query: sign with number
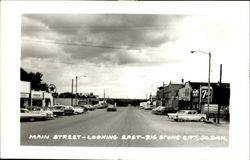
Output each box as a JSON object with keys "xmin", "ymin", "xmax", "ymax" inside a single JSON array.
[{"xmin": 200, "ymin": 86, "xmax": 213, "ymax": 101}]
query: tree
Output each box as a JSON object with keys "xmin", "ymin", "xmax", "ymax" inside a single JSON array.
[
  {"xmin": 59, "ymin": 92, "xmax": 75, "ymax": 98},
  {"xmin": 20, "ymin": 68, "xmax": 49, "ymax": 91}
]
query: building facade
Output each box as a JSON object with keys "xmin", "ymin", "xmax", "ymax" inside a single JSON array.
[
  {"xmin": 20, "ymin": 81, "xmax": 53, "ymax": 108},
  {"xmin": 178, "ymin": 81, "xmax": 230, "ymax": 113},
  {"xmin": 20, "ymin": 81, "xmax": 31, "ymax": 108},
  {"xmin": 156, "ymin": 82, "xmax": 183, "ymax": 111}
]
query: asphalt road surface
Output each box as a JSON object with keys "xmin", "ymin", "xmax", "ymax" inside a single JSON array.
[{"xmin": 21, "ymin": 106, "xmax": 229, "ymax": 147}]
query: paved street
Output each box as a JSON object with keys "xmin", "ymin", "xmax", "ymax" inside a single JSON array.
[{"xmin": 21, "ymin": 106, "xmax": 229, "ymax": 147}]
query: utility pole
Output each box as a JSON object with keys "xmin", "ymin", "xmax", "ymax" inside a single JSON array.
[
  {"xmin": 71, "ymin": 79, "xmax": 73, "ymax": 106},
  {"xmin": 217, "ymin": 64, "xmax": 222, "ymax": 124},
  {"xmin": 75, "ymin": 76, "xmax": 78, "ymax": 105},
  {"xmin": 104, "ymin": 89, "xmax": 105, "ymax": 103},
  {"xmin": 207, "ymin": 52, "xmax": 211, "ymax": 121}
]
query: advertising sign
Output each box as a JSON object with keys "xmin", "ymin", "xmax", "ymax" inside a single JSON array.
[
  {"xmin": 21, "ymin": 81, "xmax": 31, "ymax": 93},
  {"xmin": 192, "ymin": 89, "xmax": 199, "ymax": 97},
  {"xmin": 31, "ymin": 91, "xmax": 43, "ymax": 99},
  {"xmin": 48, "ymin": 84, "xmax": 57, "ymax": 93},
  {"xmin": 200, "ymin": 86, "xmax": 213, "ymax": 102},
  {"xmin": 21, "ymin": 93, "xmax": 29, "ymax": 98}
]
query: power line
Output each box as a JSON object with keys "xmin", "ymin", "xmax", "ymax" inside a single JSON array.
[
  {"xmin": 22, "ymin": 39, "xmax": 168, "ymax": 52},
  {"xmin": 21, "ymin": 25, "xmax": 176, "ymax": 31}
]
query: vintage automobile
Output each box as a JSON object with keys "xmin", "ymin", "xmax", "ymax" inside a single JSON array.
[
  {"xmin": 151, "ymin": 106, "xmax": 167, "ymax": 115},
  {"xmin": 88, "ymin": 104, "xmax": 97, "ymax": 111},
  {"xmin": 107, "ymin": 104, "xmax": 116, "ymax": 112},
  {"xmin": 64, "ymin": 106, "xmax": 75, "ymax": 115},
  {"xmin": 167, "ymin": 110, "xmax": 185, "ymax": 119},
  {"xmin": 95, "ymin": 103, "xmax": 108, "ymax": 109},
  {"xmin": 27, "ymin": 106, "xmax": 54, "ymax": 118},
  {"xmin": 143, "ymin": 104, "xmax": 154, "ymax": 110},
  {"xmin": 48, "ymin": 105, "xmax": 65, "ymax": 117},
  {"xmin": 168, "ymin": 110, "xmax": 207, "ymax": 122},
  {"xmin": 20, "ymin": 108, "xmax": 48, "ymax": 122},
  {"xmin": 94, "ymin": 103, "xmax": 103, "ymax": 109},
  {"xmin": 72, "ymin": 106, "xmax": 85, "ymax": 114}
]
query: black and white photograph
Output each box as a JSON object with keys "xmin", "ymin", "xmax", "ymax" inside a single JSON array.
[{"xmin": 1, "ymin": 1, "xmax": 249, "ymax": 160}]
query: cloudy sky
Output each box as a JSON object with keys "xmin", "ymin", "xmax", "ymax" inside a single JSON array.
[{"xmin": 21, "ymin": 14, "xmax": 238, "ymax": 98}]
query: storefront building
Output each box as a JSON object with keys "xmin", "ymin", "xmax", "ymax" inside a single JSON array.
[
  {"xmin": 178, "ymin": 81, "xmax": 230, "ymax": 112},
  {"xmin": 21, "ymin": 81, "xmax": 54, "ymax": 108},
  {"xmin": 156, "ymin": 81, "xmax": 183, "ymax": 111},
  {"xmin": 31, "ymin": 91, "xmax": 53, "ymax": 107},
  {"xmin": 20, "ymin": 81, "xmax": 31, "ymax": 108}
]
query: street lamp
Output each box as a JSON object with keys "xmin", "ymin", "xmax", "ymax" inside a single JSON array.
[
  {"xmin": 191, "ymin": 50, "xmax": 211, "ymax": 121},
  {"xmin": 75, "ymin": 75, "xmax": 87, "ymax": 105}
]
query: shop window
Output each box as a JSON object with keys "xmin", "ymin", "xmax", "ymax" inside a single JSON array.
[{"xmin": 32, "ymin": 100, "xmax": 42, "ymax": 106}]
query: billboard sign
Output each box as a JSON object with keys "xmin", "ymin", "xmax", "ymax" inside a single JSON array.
[{"xmin": 200, "ymin": 86, "xmax": 213, "ymax": 102}]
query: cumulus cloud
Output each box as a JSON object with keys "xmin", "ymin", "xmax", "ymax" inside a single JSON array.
[
  {"xmin": 21, "ymin": 14, "xmax": 230, "ymax": 98},
  {"xmin": 22, "ymin": 14, "xmax": 187, "ymax": 67}
]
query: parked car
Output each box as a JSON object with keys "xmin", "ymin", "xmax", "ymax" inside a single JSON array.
[
  {"xmin": 94, "ymin": 103, "xmax": 103, "ymax": 109},
  {"xmin": 20, "ymin": 108, "xmax": 48, "ymax": 122},
  {"xmin": 143, "ymin": 104, "xmax": 154, "ymax": 110},
  {"xmin": 72, "ymin": 106, "xmax": 84, "ymax": 114},
  {"xmin": 88, "ymin": 104, "xmax": 97, "ymax": 111},
  {"xmin": 168, "ymin": 110, "xmax": 207, "ymax": 122},
  {"xmin": 64, "ymin": 106, "xmax": 75, "ymax": 115},
  {"xmin": 151, "ymin": 106, "xmax": 167, "ymax": 115},
  {"xmin": 73, "ymin": 105, "xmax": 88, "ymax": 113},
  {"xmin": 107, "ymin": 104, "xmax": 116, "ymax": 112},
  {"xmin": 27, "ymin": 106, "xmax": 54, "ymax": 118},
  {"xmin": 49, "ymin": 105, "xmax": 65, "ymax": 117},
  {"xmin": 167, "ymin": 110, "xmax": 186, "ymax": 119},
  {"xmin": 95, "ymin": 103, "xmax": 108, "ymax": 109}
]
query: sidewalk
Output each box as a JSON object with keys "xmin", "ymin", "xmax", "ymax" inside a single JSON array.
[{"xmin": 205, "ymin": 118, "xmax": 229, "ymax": 124}]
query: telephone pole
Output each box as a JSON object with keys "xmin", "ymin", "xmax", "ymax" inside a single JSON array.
[
  {"xmin": 217, "ymin": 64, "xmax": 222, "ymax": 124},
  {"xmin": 71, "ymin": 79, "xmax": 73, "ymax": 106}
]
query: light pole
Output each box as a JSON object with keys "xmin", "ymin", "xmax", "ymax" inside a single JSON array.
[
  {"xmin": 75, "ymin": 75, "xmax": 87, "ymax": 105},
  {"xmin": 191, "ymin": 50, "xmax": 211, "ymax": 121}
]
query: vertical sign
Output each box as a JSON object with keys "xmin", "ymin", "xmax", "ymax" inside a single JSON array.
[{"xmin": 200, "ymin": 86, "xmax": 213, "ymax": 102}]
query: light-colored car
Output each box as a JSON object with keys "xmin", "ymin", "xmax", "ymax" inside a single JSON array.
[
  {"xmin": 143, "ymin": 104, "xmax": 154, "ymax": 110},
  {"xmin": 151, "ymin": 106, "xmax": 167, "ymax": 115},
  {"xmin": 27, "ymin": 106, "xmax": 54, "ymax": 118},
  {"xmin": 107, "ymin": 104, "xmax": 116, "ymax": 111},
  {"xmin": 20, "ymin": 108, "xmax": 48, "ymax": 122},
  {"xmin": 168, "ymin": 110, "xmax": 185, "ymax": 119},
  {"xmin": 88, "ymin": 104, "xmax": 97, "ymax": 111},
  {"xmin": 94, "ymin": 103, "xmax": 103, "ymax": 109},
  {"xmin": 72, "ymin": 106, "xmax": 84, "ymax": 114},
  {"xmin": 168, "ymin": 110, "xmax": 207, "ymax": 122}
]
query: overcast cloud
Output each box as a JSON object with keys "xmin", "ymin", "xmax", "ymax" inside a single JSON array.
[{"xmin": 21, "ymin": 14, "xmax": 231, "ymax": 98}]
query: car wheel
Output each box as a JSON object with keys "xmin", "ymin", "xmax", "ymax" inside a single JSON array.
[
  {"xmin": 199, "ymin": 117, "xmax": 205, "ymax": 122},
  {"xmin": 29, "ymin": 117, "xmax": 35, "ymax": 122}
]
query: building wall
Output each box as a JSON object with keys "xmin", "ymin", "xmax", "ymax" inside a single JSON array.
[
  {"xmin": 178, "ymin": 81, "xmax": 230, "ymax": 112},
  {"xmin": 156, "ymin": 83, "xmax": 182, "ymax": 110}
]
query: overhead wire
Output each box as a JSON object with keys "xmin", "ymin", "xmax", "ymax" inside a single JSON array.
[{"xmin": 22, "ymin": 39, "xmax": 168, "ymax": 52}]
